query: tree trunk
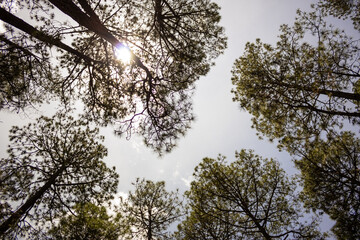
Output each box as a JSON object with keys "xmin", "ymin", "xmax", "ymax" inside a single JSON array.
[
  {"xmin": 241, "ymin": 203, "xmax": 272, "ymax": 240},
  {"xmin": 147, "ymin": 209, "xmax": 152, "ymax": 240},
  {"xmin": 48, "ymin": 0, "xmax": 119, "ymax": 46},
  {"xmin": 317, "ymin": 88, "xmax": 360, "ymax": 102},
  {"xmin": 0, "ymin": 165, "xmax": 67, "ymax": 236},
  {"xmin": 47, "ymin": 0, "xmax": 152, "ymax": 76},
  {"xmin": 273, "ymin": 78, "xmax": 360, "ymax": 102},
  {"xmin": 0, "ymin": 7, "xmax": 95, "ymax": 64}
]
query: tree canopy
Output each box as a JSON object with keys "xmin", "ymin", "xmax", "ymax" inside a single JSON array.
[
  {"xmin": 178, "ymin": 150, "xmax": 322, "ymax": 239},
  {"xmin": 47, "ymin": 202, "xmax": 122, "ymax": 240},
  {"xmin": 294, "ymin": 131, "xmax": 360, "ymax": 239},
  {"xmin": 0, "ymin": 0, "xmax": 227, "ymax": 153},
  {"xmin": 318, "ymin": 0, "xmax": 360, "ymax": 31},
  {"xmin": 0, "ymin": 112, "xmax": 118, "ymax": 238},
  {"xmin": 231, "ymin": 8, "xmax": 360, "ymax": 151},
  {"xmin": 175, "ymin": 206, "xmax": 238, "ymax": 240},
  {"xmin": 119, "ymin": 178, "xmax": 183, "ymax": 240}
]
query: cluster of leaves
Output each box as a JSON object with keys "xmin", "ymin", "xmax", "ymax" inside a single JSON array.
[
  {"xmin": 1, "ymin": 133, "xmax": 183, "ymax": 239},
  {"xmin": 318, "ymin": 0, "xmax": 360, "ymax": 31},
  {"xmin": 47, "ymin": 202, "xmax": 122, "ymax": 240}
]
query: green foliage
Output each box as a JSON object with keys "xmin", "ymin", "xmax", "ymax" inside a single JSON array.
[
  {"xmin": 318, "ymin": 0, "xmax": 360, "ymax": 31},
  {"xmin": 178, "ymin": 150, "xmax": 323, "ymax": 239},
  {"xmin": 174, "ymin": 206, "xmax": 238, "ymax": 240},
  {"xmin": 0, "ymin": 0, "xmax": 227, "ymax": 153},
  {"xmin": 231, "ymin": 9, "xmax": 360, "ymax": 152},
  {"xmin": 120, "ymin": 178, "xmax": 183, "ymax": 240},
  {"xmin": 0, "ymin": 111, "xmax": 119, "ymax": 237},
  {"xmin": 295, "ymin": 131, "xmax": 360, "ymax": 239},
  {"xmin": 47, "ymin": 202, "xmax": 122, "ymax": 240}
]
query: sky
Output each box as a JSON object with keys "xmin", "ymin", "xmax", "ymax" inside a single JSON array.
[{"xmin": 1, "ymin": 0, "xmax": 352, "ymax": 234}]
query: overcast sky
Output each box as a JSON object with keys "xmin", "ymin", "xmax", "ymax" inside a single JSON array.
[{"xmin": 1, "ymin": 0, "xmax": 348, "ymax": 233}]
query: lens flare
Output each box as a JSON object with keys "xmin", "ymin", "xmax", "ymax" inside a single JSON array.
[{"xmin": 114, "ymin": 43, "xmax": 132, "ymax": 64}]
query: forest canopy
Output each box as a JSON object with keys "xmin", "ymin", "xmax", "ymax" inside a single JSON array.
[{"xmin": 1, "ymin": 0, "xmax": 360, "ymax": 239}]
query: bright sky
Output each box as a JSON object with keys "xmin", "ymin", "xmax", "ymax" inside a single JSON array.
[{"xmin": 1, "ymin": 0, "xmax": 351, "ymax": 234}]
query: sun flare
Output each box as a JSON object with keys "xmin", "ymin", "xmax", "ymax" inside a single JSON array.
[{"xmin": 114, "ymin": 43, "xmax": 132, "ymax": 64}]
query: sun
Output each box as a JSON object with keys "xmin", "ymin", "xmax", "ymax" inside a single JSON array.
[{"xmin": 114, "ymin": 43, "xmax": 132, "ymax": 64}]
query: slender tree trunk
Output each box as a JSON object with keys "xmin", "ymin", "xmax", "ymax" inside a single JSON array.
[
  {"xmin": 147, "ymin": 209, "xmax": 152, "ymax": 240},
  {"xmin": 0, "ymin": 7, "xmax": 95, "ymax": 64},
  {"xmin": 273, "ymin": 78, "xmax": 360, "ymax": 102},
  {"xmin": 302, "ymin": 102, "xmax": 360, "ymax": 117},
  {"xmin": 48, "ymin": 0, "xmax": 119, "ymax": 45},
  {"xmin": 0, "ymin": 165, "xmax": 67, "ymax": 236},
  {"xmin": 47, "ymin": 0, "xmax": 152, "ymax": 76},
  {"xmin": 317, "ymin": 88, "xmax": 360, "ymax": 102},
  {"xmin": 240, "ymin": 201, "xmax": 272, "ymax": 240},
  {"xmin": 218, "ymin": 170, "xmax": 272, "ymax": 240}
]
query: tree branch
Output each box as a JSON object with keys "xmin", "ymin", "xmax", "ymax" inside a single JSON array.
[{"xmin": 0, "ymin": 7, "xmax": 97, "ymax": 64}]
